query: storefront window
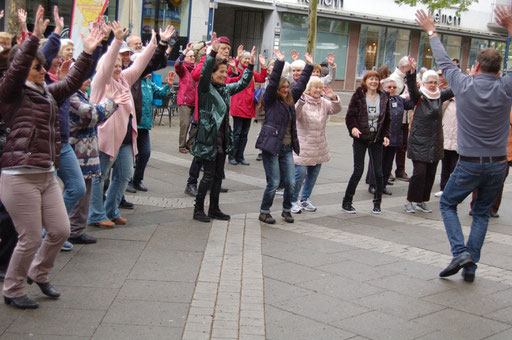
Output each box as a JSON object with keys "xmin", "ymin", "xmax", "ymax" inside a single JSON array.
[
  {"xmin": 469, "ymin": 39, "xmax": 489, "ymax": 68},
  {"xmin": 142, "ymin": 0, "xmax": 190, "ymax": 60},
  {"xmin": 356, "ymin": 25, "xmax": 410, "ymax": 78},
  {"xmin": 418, "ymin": 32, "xmax": 434, "ymax": 69},
  {"xmin": 280, "ymin": 14, "xmax": 349, "ymax": 79},
  {"xmin": 442, "ymin": 34, "xmax": 462, "ymax": 60}
]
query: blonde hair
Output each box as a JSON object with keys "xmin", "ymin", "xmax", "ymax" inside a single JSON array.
[
  {"xmin": 59, "ymin": 39, "xmax": 74, "ymax": 57},
  {"xmin": 0, "ymin": 32, "xmax": 13, "ymax": 45},
  {"xmin": 305, "ymin": 76, "xmax": 323, "ymax": 94}
]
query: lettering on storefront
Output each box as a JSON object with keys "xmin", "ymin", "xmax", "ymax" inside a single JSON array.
[
  {"xmin": 433, "ymin": 10, "xmax": 461, "ymax": 27},
  {"xmin": 299, "ymin": 0, "xmax": 343, "ymax": 9}
]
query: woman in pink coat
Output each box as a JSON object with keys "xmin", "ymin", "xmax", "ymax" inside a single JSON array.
[
  {"xmin": 291, "ymin": 77, "xmax": 342, "ymax": 213},
  {"xmin": 87, "ymin": 22, "xmax": 157, "ymax": 227}
]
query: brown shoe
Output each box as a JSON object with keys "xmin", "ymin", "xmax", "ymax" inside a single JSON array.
[
  {"xmin": 93, "ymin": 220, "xmax": 115, "ymax": 228},
  {"xmin": 179, "ymin": 147, "xmax": 188, "ymax": 154},
  {"xmin": 112, "ymin": 217, "xmax": 127, "ymax": 225},
  {"xmin": 396, "ymin": 173, "xmax": 410, "ymax": 182}
]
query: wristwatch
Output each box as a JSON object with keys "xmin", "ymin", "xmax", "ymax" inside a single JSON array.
[{"xmin": 428, "ymin": 30, "xmax": 437, "ymax": 37}]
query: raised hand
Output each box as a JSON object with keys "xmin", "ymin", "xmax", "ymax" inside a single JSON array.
[
  {"xmin": 100, "ymin": 18, "xmax": 112, "ymax": 40},
  {"xmin": 258, "ymin": 54, "xmax": 266, "ymax": 67},
  {"xmin": 185, "ymin": 42, "xmax": 194, "ymax": 53},
  {"xmin": 495, "ymin": 5, "xmax": 512, "ymax": 36},
  {"xmin": 17, "ymin": 8, "xmax": 27, "ymax": 24},
  {"xmin": 0, "ymin": 10, "xmax": 4, "ymax": 20},
  {"xmin": 110, "ymin": 89, "xmax": 131, "ymax": 106},
  {"xmin": 160, "ymin": 25, "xmax": 175, "ymax": 42},
  {"xmin": 290, "ymin": 50, "xmax": 299, "ymax": 61},
  {"xmin": 112, "ymin": 21, "xmax": 129, "ymax": 41},
  {"xmin": 415, "ymin": 10, "xmax": 436, "ymax": 33},
  {"xmin": 166, "ymin": 71, "xmax": 176, "ymax": 86},
  {"xmin": 227, "ymin": 56, "xmax": 236, "ymax": 68},
  {"xmin": 211, "ymin": 32, "xmax": 219, "ymax": 52},
  {"xmin": 81, "ymin": 26, "xmax": 104, "ymax": 54},
  {"xmin": 150, "ymin": 29, "xmax": 157, "ymax": 45},
  {"xmin": 33, "ymin": 5, "xmax": 50, "ymax": 39},
  {"xmin": 274, "ymin": 49, "xmax": 285, "ymax": 62},
  {"xmin": 53, "ymin": 6, "xmax": 64, "ymax": 35},
  {"xmin": 248, "ymin": 46, "xmax": 256, "ymax": 65},
  {"xmin": 58, "ymin": 59, "xmax": 72, "ymax": 80},
  {"xmin": 304, "ymin": 52, "xmax": 313, "ymax": 64},
  {"xmin": 323, "ymin": 86, "xmax": 337, "ymax": 100},
  {"xmin": 237, "ymin": 44, "xmax": 244, "ymax": 59},
  {"xmin": 408, "ymin": 56, "xmax": 417, "ymax": 73},
  {"xmin": 327, "ymin": 53, "xmax": 335, "ymax": 66}
]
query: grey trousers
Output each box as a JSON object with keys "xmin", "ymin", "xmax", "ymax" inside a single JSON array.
[
  {"xmin": 69, "ymin": 178, "xmax": 92, "ymax": 238},
  {"xmin": 178, "ymin": 105, "xmax": 193, "ymax": 149}
]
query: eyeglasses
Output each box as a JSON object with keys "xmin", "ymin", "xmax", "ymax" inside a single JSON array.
[
  {"xmin": 425, "ymin": 81, "xmax": 438, "ymax": 85},
  {"xmin": 386, "ymin": 86, "xmax": 397, "ymax": 89},
  {"xmin": 32, "ymin": 64, "xmax": 43, "ymax": 72}
]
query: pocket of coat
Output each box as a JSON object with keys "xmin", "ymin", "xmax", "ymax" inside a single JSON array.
[
  {"xmin": 25, "ymin": 126, "xmax": 37, "ymax": 154},
  {"xmin": 261, "ymin": 124, "xmax": 279, "ymax": 137}
]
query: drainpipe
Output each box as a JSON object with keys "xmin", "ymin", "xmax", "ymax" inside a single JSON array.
[{"xmin": 207, "ymin": 0, "xmax": 215, "ymax": 40}]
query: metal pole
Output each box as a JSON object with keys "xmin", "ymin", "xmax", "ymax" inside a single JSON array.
[{"xmin": 207, "ymin": 0, "xmax": 215, "ymax": 40}]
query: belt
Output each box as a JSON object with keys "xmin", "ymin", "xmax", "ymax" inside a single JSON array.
[{"xmin": 459, "ymin": 155, "xmax": 507, "ymax": 163}]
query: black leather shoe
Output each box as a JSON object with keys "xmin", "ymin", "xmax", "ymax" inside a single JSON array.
[
  {"xmin": 439, "ymin": 253, "xmax": 474, "ymax": 278},
  {"xmin": 383, "ymin": 188, "xmax": 392, "ymax": 195},
  {"xmin": 133, "ymin": 182, "xmax": 148, "ymax": 192},
  {"xmin": 368, "ymin": 186, "xmax": 376, "ymax": 194},
  {"xmin": 461, "ymin": 264, "xmax": 477, "ymax": 283},
  {"xmin": 387, "ymin": 181, "xmax": 394, "ymax": 186},
  {"xmin": 256, "ymin": 153, "xmax": 262, "ymax": 161},
  {"xmin": 220, "ymin": 187, "xmax": 228, "ymax": 193},
  {"xmin": 27, "ymin": 277, "xmax": 60, "ymax": 298},
  {"xmin": 4, "ymin": 295, "xmax": 39, "ymax": 309},
  {"xmin": 281, "ymin": 211, "xmax": 294, "ymax": 223},
  {"xmin": 208, "ymin": 209, "xmax": 230, "ymax": 220},
  {"xmin": 238, "ymin": 159, "xmax": 250, "ymax": 166},
  {"xmin": 125, "ymin": 183, "xmax": 136, "ymax": 193},
  {"xmin": 184, "ymin": 183, "xmax": 198, "ymax": 197},
  {"xmin": 68, "ymin": 233, "xmax": 97, "ymax": 244},
  {"xmin": 259, "ymin": 213, "xmax": 275, "ymax": 224},
  {"xmin": 119, "ymin": 199, "xmax": 134, "ymax": 210},
  {"xmin": 193, "ymin": 210, "xmax": 211, "ymax": 223}
]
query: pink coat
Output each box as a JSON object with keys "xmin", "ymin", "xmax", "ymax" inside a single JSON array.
[
  {"xmin": 293, "ymin": 94, "xmax": 342, "ymax": 166},
  {"xmin": 91, "ymin": 38, "xmax": 157, "ymax": 159}
]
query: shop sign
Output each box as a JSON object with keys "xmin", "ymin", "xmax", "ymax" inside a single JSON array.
[
  {"xmin": 70, "ymin": 0, "xmax": 110, "ymax": 57},
  {"xmin": 299, "ymin": 0, "xmax": 343, "ymax": 10},
  {"xmin": 433, "ymin": 9, "xmax": 461, "ymax": 27}
]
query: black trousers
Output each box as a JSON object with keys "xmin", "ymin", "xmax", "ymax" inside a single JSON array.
[
  {"xmin": 366, "ymin": 146, "xmax": 397, "ymax": 189},
  {"xmin": 440, "ymin": 150, "xmax": 458, "ymax": 190},
  {"xmin": 344, "ymin": 139, "xmax": 383, "ymax": 204},
  {"xmin": 196, "ymin": 153, "xmax": 227, "ymax": 212},
  {"xmin": 407, "ymin": 160, "xmax": 439, "ymax": 203},
  {"xmin": 0, "ymin": 200, "xmax": 17, "ymax": 272},
  {"xmin": 232, "ymin": 117, "xmax": 252, "ymax": 161}
]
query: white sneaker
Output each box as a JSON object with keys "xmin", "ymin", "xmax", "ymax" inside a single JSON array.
[
  {"xmin": 276, "ymin": 189, "xmax": 284, "ymax": 195},
  {"xmin": 301, "ymin": 199, "xmax": 317, "ymax": 212},
  {"xmin": 434, "ymin": 191, "xmax": 443, "ymax": 197},
  {"xmin": 291, "ymin": 201, "xmax": 303, "ymax": 214}
]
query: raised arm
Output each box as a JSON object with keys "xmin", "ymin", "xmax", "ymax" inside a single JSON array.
[
  {"xmin": 262, "ymin": 50, "xmax": 285, "ymax": 108},
  {"xmin": 323, "ymin": 86, "xmax": 342, "ymax": 115},
  {"xmin": 228, "ymin": 46, "xmax": 255, "ymax": 95},
  {"xmin": 69, "ymin": 93, "xmax": 118, "ymax": 129},
  {"xmin": 322, "ymin": 53, "xmax": 337, "ymax": 86},
  {"xmin": 441, "ymin": 88, "xmax": 455, "ymax": 102},
  {"xmin": 405, "ymin": 71, "xmax": 421, "ymax": 105},
  {"xmin": 291, "ymin": 53, "xmax": 314, "ymax": 103}
]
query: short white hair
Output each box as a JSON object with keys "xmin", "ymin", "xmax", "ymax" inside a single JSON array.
[
  {"xmin": 291, "ymin": 59, "xmax": 306, "ymax": 70},
  {"xmin": 422, "ymin": 70, "xmax": 439, "ymax": 84},
  {"xmin": 397, "ymin": 56, "xmax": 409, "ymax": 69},
  {"xmin": 305, "ymin": 76, "xmax": 323, "ymax": 94},
  {"xmin": 381, "ymin": 78, "xmax": 397, "ymax": 88}
]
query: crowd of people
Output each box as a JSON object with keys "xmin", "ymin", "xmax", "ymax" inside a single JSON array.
[{"xmin": 0, "ymin": 4, "xmax": 511, "ymax": 309}]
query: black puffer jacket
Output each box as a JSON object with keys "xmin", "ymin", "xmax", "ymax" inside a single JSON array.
[{"xmin": 406, "ymin": 71, "xmax": 454, "ymax": 163}]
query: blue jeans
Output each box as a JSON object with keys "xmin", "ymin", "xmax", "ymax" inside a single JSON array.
[
  {"xmin": 440, "ymin": 159, "xmax": 507, "ymax": 263},
  {"xmin": 57, "ymin": 143, "xmax": 86, "ymax": 214},
  {"xmin": 292, "ymin": 164, "xmax": 322, "ymax": 202},
  {"xmin": 133, "ymin": 129, "xmax": 151, "ymax": 184},
  {"xmin": 88, "ymin": 145, "xmax": 134, "ymax": 223},
  {"xmin": 260, "ymin": 145, "xmax": 295, "ymax": 213}
]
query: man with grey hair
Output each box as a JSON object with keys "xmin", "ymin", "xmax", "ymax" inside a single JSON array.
[{"xmin": 127, "ymin": 35, "xmax": 143, "ymax": 53}]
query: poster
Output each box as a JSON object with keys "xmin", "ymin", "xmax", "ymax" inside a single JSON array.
[{"xmin": 70, "ymin": 0, "xmax": 109, "ymax": 58}]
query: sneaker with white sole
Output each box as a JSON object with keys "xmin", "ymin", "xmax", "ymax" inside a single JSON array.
[
  {"xmin": 434, "ymin": 191, "xmax": 443, "ymax": 197},
  {"xmin": 291, "ymin": 201, "xmax": 303, "ymax": 214},
  {"xmin": 416, "ymin": 202, "xmax": 432, "ymax": 213},
  {"xmin": 300, "ymin": 199, "xmax": 317, "ymax": 212},
  {"xmin": 404, "ymin": 202, "xmax": 415, "ymax": 213}
]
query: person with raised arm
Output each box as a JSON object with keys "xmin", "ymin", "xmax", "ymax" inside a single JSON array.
[
  {"xmin": 0, "ymin": 6, "xmax": 102, "ymax": 309},
  {"xmin": 415, "ymin": 8, "xmax": 512, "ymax": 282},
  {"xmin": 192, "ymin": 32, "xmax": 254, "ymax": 222},
  {"xmin": 256, "ymin": 49, "xmax": 313, "ymax": 224}
]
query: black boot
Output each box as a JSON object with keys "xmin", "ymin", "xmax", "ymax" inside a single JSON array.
[
  {"xmin": 27, "ymin": 277, "xmax": 60, "ymax": 298},
  {"xmin": 208, "ymin": 180, "xmax": 229, "ymax": 220},
  {"xmin": 208, "ymin": 209, "xmax": 230, "ymax": 220},
  {"xmin": 4, "ymin": 295, "xmax": 39, "ymax": 309},
  {"xmin": 184, "ymin": 183, "xmax": 198, "ymax": 197},
  {"xmin": 193, "ymin": 197, "xmax": 210, "ymax": 222}
]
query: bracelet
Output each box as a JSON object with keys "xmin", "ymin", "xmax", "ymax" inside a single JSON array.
[{"xmin": 160, "ymin": 40, "xmax": 169, "ymax": 45}]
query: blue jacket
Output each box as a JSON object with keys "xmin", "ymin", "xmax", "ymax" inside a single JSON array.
[
  {"xmin": 138, "ymin": 77, "xmax": 169, "ymax": 130},
  {"xmin": 388, "ymin": 95, "xmax": 415, "ymax": 147},
  {"xmin": 255, "ymin": 60, "xmax": 313, "ymax": 156}
]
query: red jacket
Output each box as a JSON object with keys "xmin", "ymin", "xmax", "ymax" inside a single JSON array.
[
  {"xmin": 191, "ymin": 55, "xmax": 241, "ymax": 122},
  {"xmin": 175, "ymin": 59, "xmax": 196, "ymax": 106},
  {"xmin": 230, "ymin": 62, "xmax": 267, "ymax": 119}
]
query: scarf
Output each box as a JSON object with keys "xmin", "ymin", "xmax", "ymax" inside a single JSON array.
[
  {"xmin": 47, "ymin": 71, "xmax": 59, "ymax": 83},
  {"xmin": 420, "ymin": 86, "xmax": 440, "ymax": 100}
]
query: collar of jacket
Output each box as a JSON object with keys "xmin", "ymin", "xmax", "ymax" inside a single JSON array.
[
  {"xmin": 25, "ymin": 80, "xmax": 46, "ymax": 95},
  {"xmin": 303, "ymin": 93, "xmax": 322, "ymax": 104},
  {"xmin": 184, "ymin": 61, "xmax": 195, "ymax": 71}
]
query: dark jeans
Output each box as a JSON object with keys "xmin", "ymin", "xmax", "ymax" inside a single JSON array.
[
  {"xmin": 343, "ymin": 139, "xmax": 383, "ymax": 204},
  {"xmin": 441, "ymin": 150, "xmax": 458, "ymax": 190},
  {"xmin": 260, "ymin": 145, "xmax": 295, "ymax": 213},
  {"xmin": 407, "ymin": 160, "xmax": 438, "ymax": 203},
  {"xmin": 0, "ymin": 200, "xmax": 17, "ymax": 272},
  {"xmin": 440, "ymin": 159, "xmax": 507, "ymax": 263},
  {"xmin": 232, "ymin": 116, "xmax": 252, "ymax": 161},
  {"xmin": 195, "ymin": 153, "xmax": 226, "ymax": 212},
  {"xmin": 133, "ymin": 129, "xmax": 151, "ymax": 184},
  {"xmin": 395, "ymin": 123, "xmax": 409, "ymax": 176},
  {"xmin": 470, "ymin": 161, "xmax": 511, "ymax": 213},
  {"xmin": 366, "ymin": 146, "xmax": 397, "ymax": 189},
  {"xmin": 188, "ymin": 157, "xmax": 202, "ymax": 185}
]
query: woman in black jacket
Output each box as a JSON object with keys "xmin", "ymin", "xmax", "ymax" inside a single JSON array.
[
  {"xmin": 256, "ymin": 49, "xmax": 313, "ymax": 224},
  {"xmin": 404, "ymin": 57, "xmax": 454, "ymax": 213},
  {"xmin": 342, "ymin": 71, "xmax": 391, "ymax": 214}
]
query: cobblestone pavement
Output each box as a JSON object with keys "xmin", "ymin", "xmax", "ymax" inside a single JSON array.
[{"xmin": 1, "ymin": 120, "xmax": 512, "ymax": 340}]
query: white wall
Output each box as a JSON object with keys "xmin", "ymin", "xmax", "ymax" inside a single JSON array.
[{"xmin": 189, "ymin": 0, "xmax": 212, "ymax": 42}]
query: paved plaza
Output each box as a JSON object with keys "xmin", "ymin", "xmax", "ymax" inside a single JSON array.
[{"xmin": 1, "ymin": 112, "xmax": 512, "ymax": 340}]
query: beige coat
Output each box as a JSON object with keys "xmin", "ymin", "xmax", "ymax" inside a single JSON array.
[
  {"xmin": 442, "ymin": 98, "xmax": 458, "ymax": 151},
  {"xmin": 293, "ymin": 94, "xmax": 342, "ymax": 166}
]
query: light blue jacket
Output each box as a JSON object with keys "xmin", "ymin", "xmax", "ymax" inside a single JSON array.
[{"xmin": 138, "ymin": 77, "xmax": 169, "ymax": 130}]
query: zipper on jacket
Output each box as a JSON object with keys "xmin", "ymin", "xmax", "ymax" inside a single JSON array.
[
  {"xmin": 48, "ymin": 95, "xmax": 56, "ymax": 163},
  {"xmin": 25, "ymin": 126, "xmax": 36, "ymax": 154}
]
